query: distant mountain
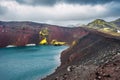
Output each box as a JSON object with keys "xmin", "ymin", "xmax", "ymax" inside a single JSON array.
[
  {"xmin": 87, "ymin": 19, "xmax": 118, "ymax": 31},
  {"xmin": 111, "ymin": 18, "xmax": 120, "ymax": 27},
  {"xmin": 0, "ymin": 21, "xmax": 52, "ymax": 29}
]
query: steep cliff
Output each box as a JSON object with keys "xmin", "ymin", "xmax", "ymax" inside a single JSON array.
[{"xmin": 43, "ymin": 29, "xmax": 120, "ymax": 80}]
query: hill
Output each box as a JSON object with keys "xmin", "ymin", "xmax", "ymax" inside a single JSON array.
[
  {"xmin": 87, "ymin": 18, "xmax": 120, "ymax": 36},
  {"xmin": 43, "ymin": 28, "xmax": 120, "ymax": 80},
  {"xmin": 87, "ymin": 19, "xmax": 118, "ymax": 30},
  {"xmin": 111, "ymin": 18, "xmax": 120, "ymax": 27}
]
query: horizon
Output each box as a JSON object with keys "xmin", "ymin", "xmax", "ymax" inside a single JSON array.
[
  {"xmin": 0, "ymin": 0, "xmax": 120, "ymax": 26},
  {"xmin": 0, "ymin": 17, "xmax": 119, "ymax": 27}
]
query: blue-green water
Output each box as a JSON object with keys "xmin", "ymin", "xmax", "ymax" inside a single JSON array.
[{"xmin": 0, "ymin": 45, "xmax": 68, "ymax": 80}]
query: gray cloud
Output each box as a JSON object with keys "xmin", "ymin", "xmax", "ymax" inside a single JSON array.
[
  {"xmin": 0, "ymin": 5, "xmax": 8, "ymax": 15},
  {"xmin": 63, "ymin": 0, "xmax": 120, "ymax": 5},
  {"xmin": 15, "ymin": 0, "xmax": 120, "ymax": 6},
  {"xmin": 15, "ymin": 0, "xmax": 57, "ymax": 6},
  {"xmin": 108, "ymin": 3, "xmax": 120, "ymax": 17},
  {"xmin": 0, "ymin": 0, "xmax": 120, "ymax": 26}
]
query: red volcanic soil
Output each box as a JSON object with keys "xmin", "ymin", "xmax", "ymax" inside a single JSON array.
[
  {"xmin": 0, "ymin": 22, "xmax": 89, "ymax": 47},
  {"xmin": 47, "ymin": 26, "xmax": 88, "ymax": 45},
  {"xmin": 43, "ymin": 29, "xmax": 120, "ymax": 80},
  {"xmin": 0, "ymin": 26, "xmax": 40, "ymax": 47}
]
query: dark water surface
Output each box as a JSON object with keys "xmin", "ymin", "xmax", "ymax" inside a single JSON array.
[{"xmin": 0, "ymin": 45, "xmax": 68, "ymax": 80}]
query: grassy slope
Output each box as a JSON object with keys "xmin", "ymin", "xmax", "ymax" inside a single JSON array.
[{"xmin": 86, "ymin": 18, "xmax": 120, "ymax": 36}]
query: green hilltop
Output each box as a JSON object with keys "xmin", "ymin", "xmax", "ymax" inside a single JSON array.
[
  {"xmin": 86, "ymin": 18, "xmax": 120, "ymax": 36},
  {"xmin": 87, "ymin": 19, "xmax": 120, "ymax": 32}
]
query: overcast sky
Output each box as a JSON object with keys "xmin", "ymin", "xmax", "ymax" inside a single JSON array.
[{"xmin": 0, "ymin": 0, "xmax": 120, "ymax": 26}]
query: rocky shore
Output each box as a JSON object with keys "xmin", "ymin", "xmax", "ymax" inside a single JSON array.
[{"xmin": 43, "ymin": 30, "xmax": 120, "ymax": 80}]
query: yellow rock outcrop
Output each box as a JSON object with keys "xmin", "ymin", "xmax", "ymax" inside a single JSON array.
[
  {"xmin": 51, "ymin": 40, "xmax": 66, "ymax": 46},
  {"xmin": 39, "ymin": 38, "xmax": 48, "ymax": 45}
]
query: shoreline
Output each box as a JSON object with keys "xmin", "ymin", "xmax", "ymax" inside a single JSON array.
[
  {"xmin": 42, "ymin": 46, "xmax": 70, "ymax": 80},
  {"xmin": 41, "ymin": 46, "xmax": 69, "ymax": 80}
]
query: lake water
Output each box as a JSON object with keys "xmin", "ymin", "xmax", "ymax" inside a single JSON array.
[{"xmin": 0, "ymin": 45, "xmax": 68, "ymax": 80}]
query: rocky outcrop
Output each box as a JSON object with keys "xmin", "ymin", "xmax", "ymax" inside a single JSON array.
[{"xmin": 43, "ymin": 29, "xmax": 120, "ymax": 80}]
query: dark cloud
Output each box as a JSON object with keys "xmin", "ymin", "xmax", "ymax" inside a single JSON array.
[
  {"xmin": 15, "ymin": 0, "xmax": 57, "ymax": 6},
  {"xmin": 107, "ymin": 3, "xmax": 120, "ymax": 17},
  {"xmin": 63, "ymin": 0, "xmax": 120, "ymax": 5},
  {"xmin": 15, "ymin": 0, "xmax": 120, "ymax": 6},
  {"xmin": 0, "ymin": 5, "xmax": 8, "ymax": 15},
  {"xmin": 0, "ymin": 0, "xmax": 120, "ymax": 26}
]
